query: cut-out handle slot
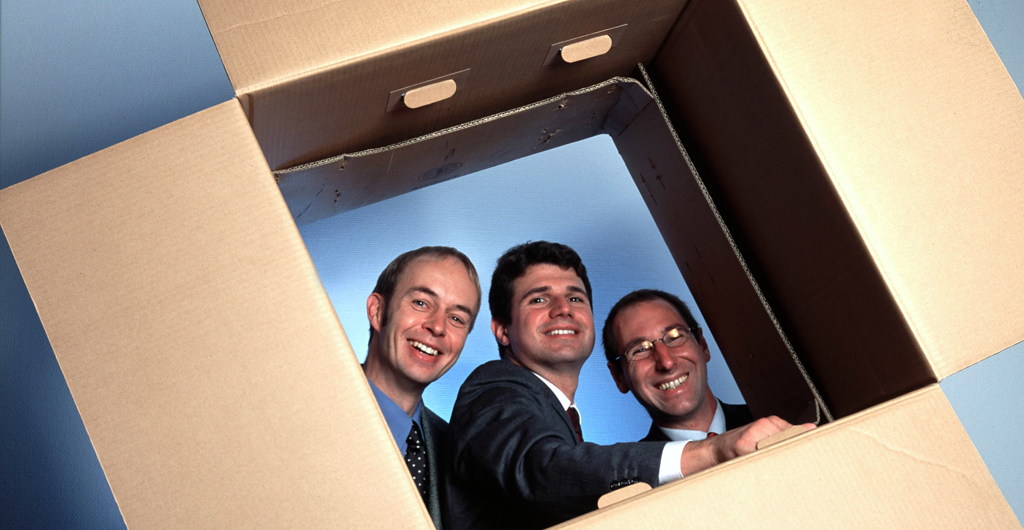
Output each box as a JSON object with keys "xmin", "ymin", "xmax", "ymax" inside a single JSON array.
[
  {"xmin": 561, "ymin": 35, "xmax": 613, "ymax": 63},
  {"xmin": 543, "ymin": 24, "xmax": 627, "ymax": 66},
  {"xmin": 385, "ymin": 69, "xmax": 471, "ymax": 112},
  {"xmin": 404, "ymin": 79, "xmax": 458, "ymax": 109}
]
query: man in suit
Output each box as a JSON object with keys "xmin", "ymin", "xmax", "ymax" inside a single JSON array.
[
  {"xmin": 449, "ymin": 242, "xmax": 804, "ymax": 530},
  {"xmin": 604, "ymin": 289, "xmax": 754, "ymax": 443},
  {"xmin": 363, "ymin": 246, "xmax": 481, "ymax": 530}
]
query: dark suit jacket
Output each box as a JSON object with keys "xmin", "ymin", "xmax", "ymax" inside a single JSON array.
[
  {"xmin": 448, "ymin": 360, "xmax": 667, "ymax": 530},
  {"xmin": 421, "ymin": 406, "xmax": 453, "ymax": 530},
  {"xmin": 639, "ymin": 402, "xmax": 754, "ymax": 442}
]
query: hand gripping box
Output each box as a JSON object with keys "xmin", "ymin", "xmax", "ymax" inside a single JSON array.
[{"xmin": 1, "ymin": 0, "xmax": 1022, "ymax": 528}]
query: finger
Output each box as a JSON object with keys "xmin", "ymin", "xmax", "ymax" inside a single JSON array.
[{"xmin": 765, "ymin": 415, "xmax": 793, "ymax": 431}]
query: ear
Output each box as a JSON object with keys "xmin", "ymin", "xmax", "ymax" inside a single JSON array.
[
  {"xmin": 607, "ymin": 361, "xmax": 631, "ymax": 394},
  {"xmin": 367, "ymin": 293, "xmax": 385, "ymax": 333},
  {"xmin": 491, "ymin": 319, "xmax": 511, "ymax": 347},
  {"xmin": 698, "ymin": 333, "xmax": 711, "ymax": 364}
]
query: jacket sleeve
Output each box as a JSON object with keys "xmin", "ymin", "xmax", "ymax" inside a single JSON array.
[{"xmin": 450, "ymin": 368, "xmax": 665, "ymax": 523}]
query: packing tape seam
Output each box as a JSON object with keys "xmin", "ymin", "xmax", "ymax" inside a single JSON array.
[{"xmin": 638, "ymin": 63, "xmax": 833, "ymax": 424}]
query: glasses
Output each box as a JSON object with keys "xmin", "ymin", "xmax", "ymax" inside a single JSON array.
[{"xmin": 616, "ymin": 326, "xmax": 699, "ymax": 363}]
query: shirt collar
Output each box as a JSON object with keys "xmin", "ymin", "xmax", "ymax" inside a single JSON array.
[
  {"xmin": 657, "ymin": 399, "xmax": 725, "ymax": 442},
  {"xmin": 367, "ymin": 377, "xmax": 422, "ymax": 454},
  {"xmin": 532, "ymin": 372, "xmax": 573, "ymax": 411}
]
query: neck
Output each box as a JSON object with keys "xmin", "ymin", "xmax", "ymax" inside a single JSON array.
[
  {"xmin": 655, "ymin": 388, "xmax": 718, "ymax": 431},
  {"xmin": 507, "ymin": 355, "xmax": 581, "ymax": 402},
  {"xmin": 363, "ymin": 346, "xmax": 424, "ymax": 416}
]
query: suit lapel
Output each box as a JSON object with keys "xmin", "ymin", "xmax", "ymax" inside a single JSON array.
[
  {"xmin": 420, "ymin": 408, "xmax": 443, "ymax": 529},
  {"xmin": 507, "ymin": 361, "xmax": 579, "ymax": 443}
]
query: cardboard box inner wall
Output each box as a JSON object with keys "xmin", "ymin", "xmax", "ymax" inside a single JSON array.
[
  {"xmin": 198, "ymin": 0, "xmax": 691, "ymax": 170},
  {"xmin": 2, "ymin": 0, "xmax": 1023, "ymax": 528}
]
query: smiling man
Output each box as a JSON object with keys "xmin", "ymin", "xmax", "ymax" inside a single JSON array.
[
  {"xmin": 603, "ymin": 289, "xmax": 813, "ymax": 480},
  {"xmin": 362, "ymin": 246, "xmax": 481, "ymax": 530},
  {"xmin": 604, "ymin": 289, "xmax": 754, "ymax": 442},
  {"xmin": 448, "ymin": 243, "xmax": 808, "ymax": 530}
]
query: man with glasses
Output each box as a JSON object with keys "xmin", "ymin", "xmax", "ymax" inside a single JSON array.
[{"xmin": 604, "ymin": 289, "xmax": 808, "ymax": 462}]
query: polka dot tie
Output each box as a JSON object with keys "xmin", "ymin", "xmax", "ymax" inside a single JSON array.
[{"xmin": 405, "ymin": 422, "xmax": 428, "ymax": 500}]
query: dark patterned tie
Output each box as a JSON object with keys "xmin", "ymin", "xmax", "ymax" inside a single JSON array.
[
  {"xmin": 405, "ymin": 422, "xmax": 428, "ymax": 500},
  {"xmin": 566, "ymin": 406, "xmax": 584, "ymax": 443}
]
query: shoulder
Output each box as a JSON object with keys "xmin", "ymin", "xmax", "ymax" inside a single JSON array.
[
  {"xmin": 720, "ymin": 402, "xmax": 754, "ymax": 430},
  {"xmin": 639, "ymin": 422, "xmax": 669, "ymax": 442},
  {"xmin": 422, "ymin": 405, "xmax": 449, "ymax": 431},
  {"xmin": 420, "ymin": 405, "xmax": 451, "ymax": 444},
  {"xmin": 459, "ymin": 360, "xmax": 546, "ymax": 396},
  {"xmin": 451, "ymin": 360, "xmax": 559, "ymax": 425},
  {"xmin": 465, "ymin": 359, "xmax": 537, "ymax": 383}
]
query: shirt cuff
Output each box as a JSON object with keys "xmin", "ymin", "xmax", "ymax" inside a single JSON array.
[{"xmin": 658, "ymin": 440, "xmax": 690, "ymax": 485}]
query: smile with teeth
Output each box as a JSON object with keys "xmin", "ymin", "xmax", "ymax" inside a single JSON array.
[
  {"xmin": 658, "ymin": 374, "xmax": 688, "ymax": 391},
  {"xmin": 409, "ymin": 340, "xmax": 440, "ymax": 356},
  {"xmin": 546, "ymin": 329, "xmax": 576, "ymax": 336}
]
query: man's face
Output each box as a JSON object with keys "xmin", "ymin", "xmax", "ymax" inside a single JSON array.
[
  {"xmin": 369, "ymin": 257, "xmax": 479, "ymax": 390},
  {"xmin": 493, "ymin": 263, "xmax": 595, "ymax": 372},
  {"xmin": 609, "ymin": 298, "xmax": 714, "ymax": 430}
]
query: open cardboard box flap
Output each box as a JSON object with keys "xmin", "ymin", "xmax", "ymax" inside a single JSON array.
[
  {"xmin": 0, "ymin": 101, "xmax": 431, "ymax": 530},
  {"xmin": 556, "ymin": 385, "xmax": 1021, "ymax": 530},
  {"xmin": 646, "ymin": 0, "xmax": 1024, "ymax": 418}
]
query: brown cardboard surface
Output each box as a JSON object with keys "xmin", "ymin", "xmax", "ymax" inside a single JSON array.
[
  {"xmin": 198, "ymin": 0, "xmax": 544, "ymax": 94},
  {"xmin": 613, "ymin": 97, "xmax": 820, "ymax": 424},
  {"xmin": 277, "ymin": 78, "xmax": 651, "ymax": 225},
  {"xmin": 735, "ymin": 0, "xmax": 1024, "ymax": 379},
  {"xmin": 200, "ymin": 0, "xmax": 687, "ymax": 170},
  {"xmin": 0, "ymin": 101, "xmax": 431, "ymax": 529},
  {"xmin": 650, "ymin": 0, "xmax": 1024, "ymax": 416},
  {"xmin": 554, "ymin": 385, "xmax": 1021, "ymax": 529}
]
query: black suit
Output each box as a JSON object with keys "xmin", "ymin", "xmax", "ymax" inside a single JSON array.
[
  {"xmin": 420, "ymin": 406, "xmax": 454, "ymax": 530},
  {"xmin": 639, "ymin": 402, "xmax": 754, "ymax": 442},
  {"xmin": 449, "ymin": 360, "xmax": 667, "ymax": 530}
]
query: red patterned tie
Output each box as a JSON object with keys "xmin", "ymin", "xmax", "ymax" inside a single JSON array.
[
  {"xmin": 706, "ymin": 432, "xmax": 717, "ymax": 438},
  {"xmin": 566, "ymin": 406, "xmax": 584, "ymax": 443}
]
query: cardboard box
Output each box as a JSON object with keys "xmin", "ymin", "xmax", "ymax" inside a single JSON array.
[{"xmin": 1, "ymin": 0, "xmax": 1021, "ymax": 528}]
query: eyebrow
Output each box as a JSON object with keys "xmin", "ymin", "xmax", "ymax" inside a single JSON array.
[
  {"xmin": 520, "ymin": 285, "xmax": 552, "ymax": 302},
  {"xmin": 410, "ymin": 286, "xmax": 475, "ymax": 316},
  {"xmin": 622, "ymin": 323, "xmax": 686, "ymax": 350},
  {"xmin": 409, "ymin": 286, "xmax": 439, "ymax": 300},
  {"xmin": 520, "ymin": 284, "xmax": 588, "ymax": 302}
]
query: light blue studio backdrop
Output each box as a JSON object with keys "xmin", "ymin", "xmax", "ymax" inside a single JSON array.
[{"xmin": 1, "ymin": 0, "xmax": 1023, "ymax": 528}]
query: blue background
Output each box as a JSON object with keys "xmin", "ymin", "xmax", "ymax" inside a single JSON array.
[{"xmin": 2, "ymin": 1, "xmax": 1022, "ymax": 527}]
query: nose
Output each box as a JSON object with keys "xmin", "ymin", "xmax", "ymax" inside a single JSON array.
[
  {"xmin": 652, "ymin": 341, "xmax": 675, "ymax": 370},
  {"xmin": 550, "ymin": 296, "xmax": 574, "ymax": 318},
  {"xmin": 424, "ymin": 309, "xmax": 446, "ymax": 336}
]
